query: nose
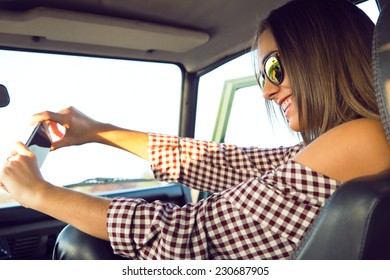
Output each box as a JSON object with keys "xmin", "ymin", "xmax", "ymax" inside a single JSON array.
[{"xmin": 261, "ymin": 79, "xmax": 280, "ymax": 101}]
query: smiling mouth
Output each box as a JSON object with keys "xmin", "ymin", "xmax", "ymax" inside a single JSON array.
[{"xmin": 281, "ymin": 96, "xmax": 292, "ymax": 112}]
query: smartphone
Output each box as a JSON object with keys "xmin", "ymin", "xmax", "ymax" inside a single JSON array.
[{"xmin": 25, "ymin": 122, "xmax": 52, "ymax": 168}]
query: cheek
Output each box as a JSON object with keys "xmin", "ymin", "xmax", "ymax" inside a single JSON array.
[{"xmin": 281, "ymin": 74, "xmax": 290, "ymax": 88}]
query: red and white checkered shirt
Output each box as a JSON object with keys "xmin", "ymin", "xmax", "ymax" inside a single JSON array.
[{"xmin": 107, "ymin": 133, "xmax": 340, "ymax": 259}]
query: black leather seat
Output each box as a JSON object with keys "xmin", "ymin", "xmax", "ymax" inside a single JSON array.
[
  {"xmin": 293, "ymin": 0, "xmax": 390, "ymax": 260},
  {"xmin": 292, "ymin": 171, "xmax": 390, "ymax": 259}
]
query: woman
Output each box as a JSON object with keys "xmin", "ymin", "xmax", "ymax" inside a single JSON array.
[{"xmin": 1, "ymin": 0, "xmax": 389, "ymax": 259}]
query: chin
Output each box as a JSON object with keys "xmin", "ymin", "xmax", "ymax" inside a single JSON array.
[{"xmin": 288, "ymin": 119, "xmax": 301, "ymax": 132}]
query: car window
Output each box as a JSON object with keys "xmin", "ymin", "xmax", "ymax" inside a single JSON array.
[
  {"xmin": 218, "ymin": 76, "xmax": 300, "ymax": 147},
  {"xmin": 195, "ymin": 54, "xmax": 254, "ymax": 142},
  {"xmin": 195, "ymin": 53, "xmax": 300, "ymax": 147},
  {"xmin": 358, "ymin": 0, "xmax": 379, "ymax": 23},
  {"xmin": 0, "ymin": 50, "xmax": 181, "ymax": 207}
]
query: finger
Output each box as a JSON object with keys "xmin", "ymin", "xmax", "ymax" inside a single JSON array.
[
  {"xmin": 49, "ymin": 122, "xmax": 65, "ymax": 139},
  {"xmin": 31, "ymin": 110, "xmax": 67, "ymax": 126},
  {"xmin": 1, "ymin": 161, "xmax": 10, "ymax": 192},
  {"xmin": 0, "ymin": 183, "xmax": 8, "ymax": 192},
  {"xmin": 30, "ymin": 111, "xmax": 53, "ymax": 125},
  {"xmin": 50, "ymin": 137, "xmax": 72, "ymax": 150},
  {"xmin": 13, "ymin": 141, "xmax": 34, "ymax": 157},
  {"xmin": 0, "ymin": 169, "xmax": 8, "ymax": 192}
]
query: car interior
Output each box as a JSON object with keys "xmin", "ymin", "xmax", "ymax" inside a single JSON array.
[{"xmin": 0, "ymin": 0, "xmax": 389, "ymax": 260}]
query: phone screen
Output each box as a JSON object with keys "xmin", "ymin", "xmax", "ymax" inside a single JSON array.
[{"xmin": 25, "ymin": 122, "xmax": 52, "ymax": 168}]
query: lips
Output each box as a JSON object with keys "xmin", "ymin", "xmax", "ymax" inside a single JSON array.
[{"xmin": 281, "ymin": 96, "xmax": 292, "ymax": 112}]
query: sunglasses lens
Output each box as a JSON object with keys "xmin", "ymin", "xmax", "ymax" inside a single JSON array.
[
  {"xmin": 258, "ymin": 74, "xmax": 265, "ymax": 90},
  {"xmin": 264, "ymin": 55, "xmax": 283, "ymax": 85},
  {"xmin": 258, "ymin": 53, "xmax": 284, "ymax": 91}
]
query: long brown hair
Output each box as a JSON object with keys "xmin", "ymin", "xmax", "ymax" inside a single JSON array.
[{"xmin": 252, "ymin": 0, "xmax": 379, "ymax": 145}]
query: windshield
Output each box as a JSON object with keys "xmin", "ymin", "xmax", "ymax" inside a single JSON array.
[{"xmin": 0, "ymin": 50, "xmax": 181, "ymax": 207}]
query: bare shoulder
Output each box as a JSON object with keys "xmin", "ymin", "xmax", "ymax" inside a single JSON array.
[{"xmin": 293, "ymin": 118, "xmax": 390, "ymax": 183}]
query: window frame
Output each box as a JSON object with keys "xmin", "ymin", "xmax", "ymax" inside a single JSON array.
[{"xmin": 212, "ymin": 75, "xmax": 257, "ymax": 143}]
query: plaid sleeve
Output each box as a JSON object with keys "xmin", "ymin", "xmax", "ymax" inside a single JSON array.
[
  {"xmin": 107, "ymin": 160, "xmax": 340, "ymax": 260},
  {"xmin": 149, "ymin": 133, "xmax": 303, "ymax": 193}
]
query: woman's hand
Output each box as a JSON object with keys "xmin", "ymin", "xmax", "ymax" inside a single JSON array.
[
  {"xmin": 0, "ymin": 142, "xmax": 50, "ymax": 208},
  {"xmin": 32, "ymin": 106, "xmax": 150, "ymax": 160},
  {"xmin": 0, "ymin": 141, "xmax": 111, "ymax": 240},
  {"xmin": 31, "ymin": 106, "xmax": 103, "ymax": 150}
]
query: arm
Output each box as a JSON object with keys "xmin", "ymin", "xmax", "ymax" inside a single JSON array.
[
  {"xmin": 34, "ymin": 107, "xmax": 303, "ymax": 193},
  {"xmin": 32, "ymin": 106, "xmax": 149, "ymax": 160},
  {"xmin": 149, "ymin": 133, "xmax": 303, "ymax": 193}
]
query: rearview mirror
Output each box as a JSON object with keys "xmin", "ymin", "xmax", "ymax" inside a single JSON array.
[{"xmin": 0, "ymin": 84, "xmax": 10, "ymax": 107}]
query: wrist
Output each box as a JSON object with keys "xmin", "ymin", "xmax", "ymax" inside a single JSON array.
[
  {"xmin": 25, "ymin": 181, "xmax": 55, "ymax": 210},
  {"xmin": 91, "ymin": 122, "xmax": 118, "ymax": 145}
]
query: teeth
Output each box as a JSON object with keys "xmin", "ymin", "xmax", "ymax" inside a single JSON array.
[{"xmin": 281, "ymin": 96, "xmax": 292, "ymax": 112}]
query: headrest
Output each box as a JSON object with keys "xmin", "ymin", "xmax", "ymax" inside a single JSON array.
[{"xmin": 374, "ymin": 2, "xmax": 390, "ymax": 143}]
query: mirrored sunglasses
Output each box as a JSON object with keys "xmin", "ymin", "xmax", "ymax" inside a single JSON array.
[{"xmin": 257, "ymin": 51, "xmax": 284, "ymax": 90}]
